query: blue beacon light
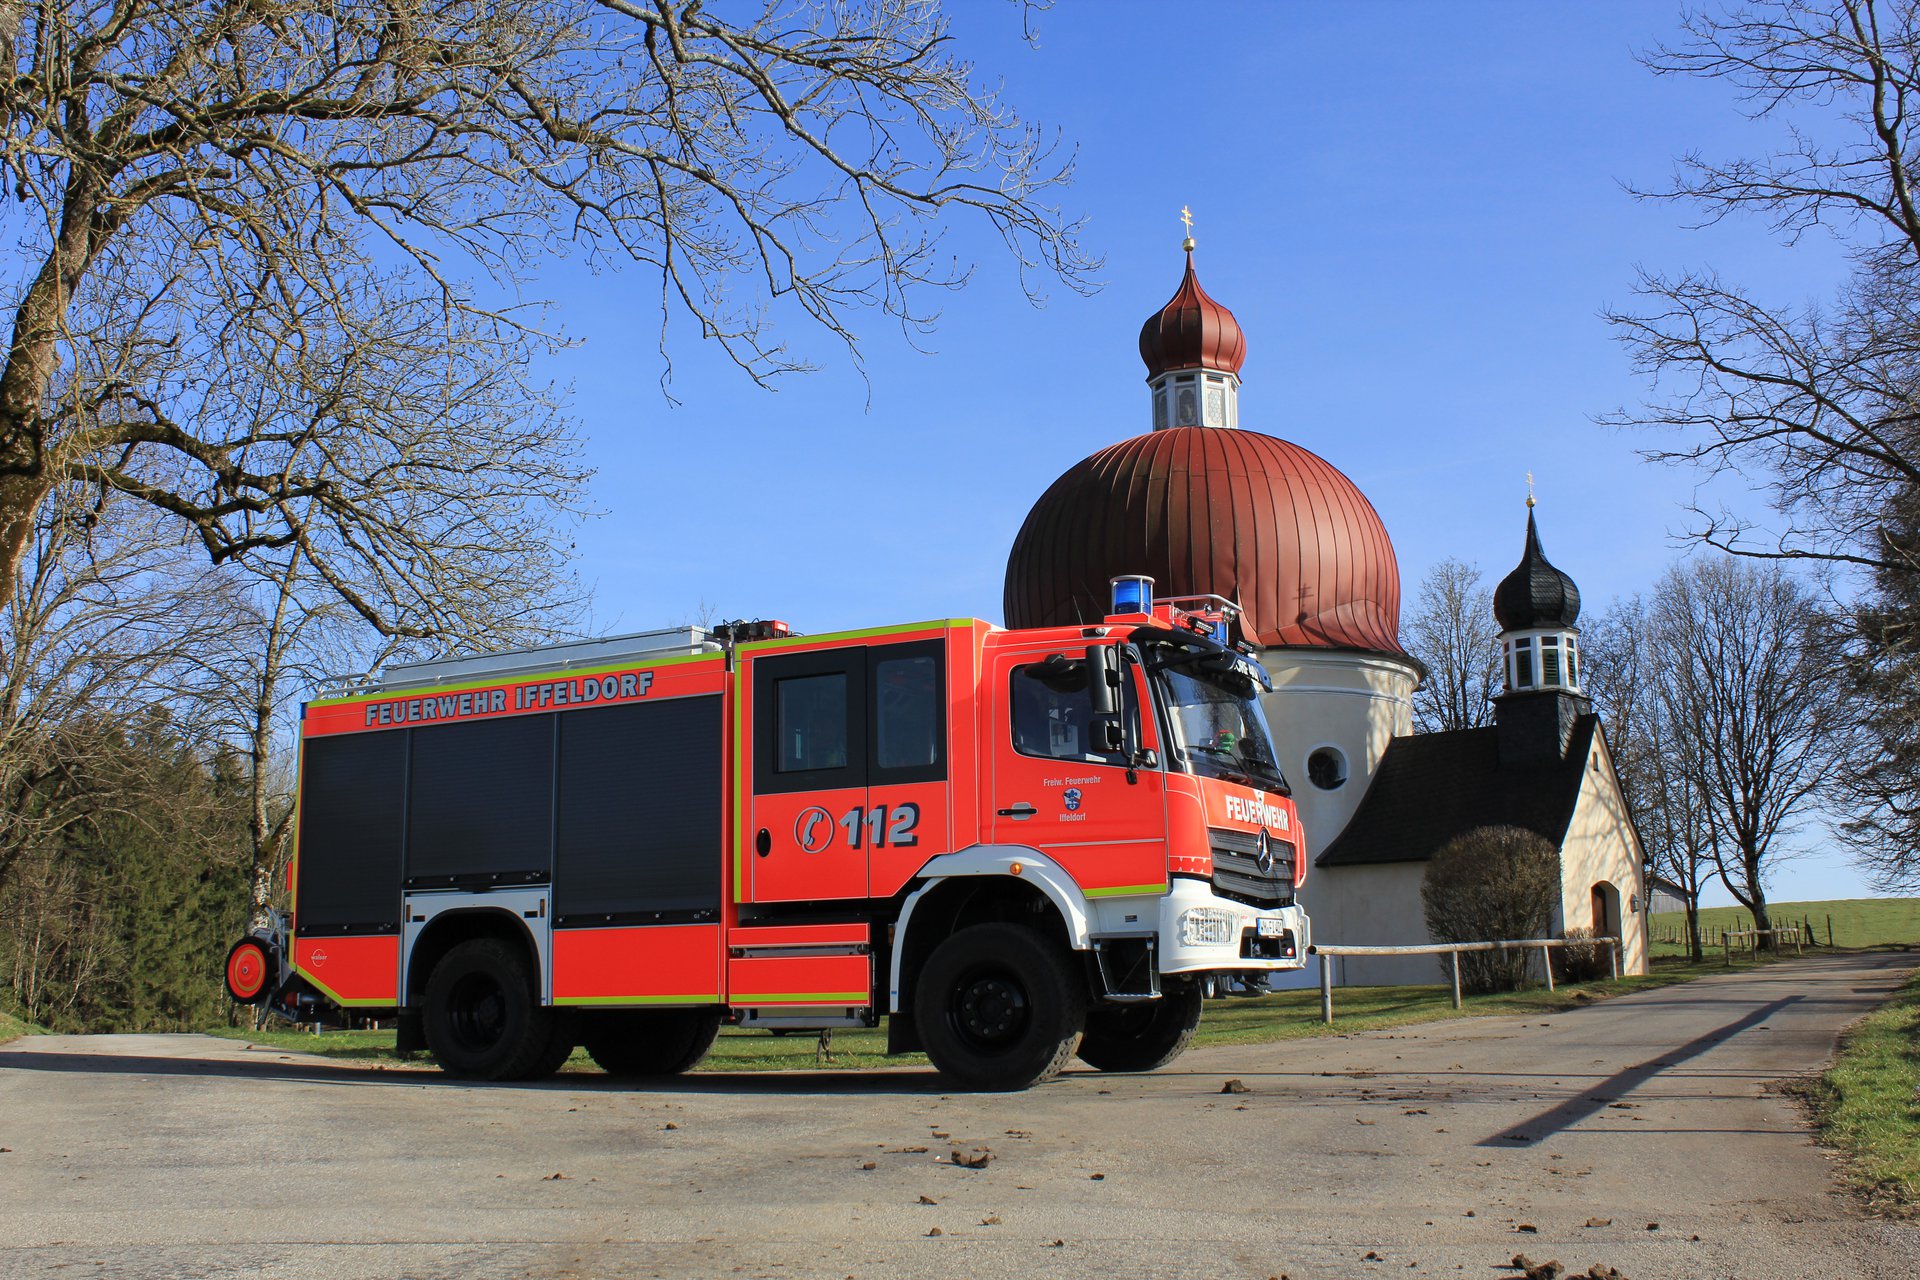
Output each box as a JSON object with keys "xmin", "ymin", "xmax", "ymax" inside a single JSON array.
[{"xmin": 1109, "ymin": 575, "xmax": 1154, "ymax": 616}]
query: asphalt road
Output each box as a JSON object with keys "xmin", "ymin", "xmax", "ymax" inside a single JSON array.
[{"xmin": 0, "ymin": 952, "xmax": 1914, "ymax": 1280}]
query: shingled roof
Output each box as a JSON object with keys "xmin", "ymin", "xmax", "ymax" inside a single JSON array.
[{"xmin": 1316, "ymin": 715, "xmax": 1599, "ymax": 867}]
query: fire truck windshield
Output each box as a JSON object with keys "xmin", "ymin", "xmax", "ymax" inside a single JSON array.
[{"xmin": 1147, "ymin": 655, "xmax": 1288, "ymax": 794}]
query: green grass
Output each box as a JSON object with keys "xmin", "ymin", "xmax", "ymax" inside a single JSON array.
[
  {"xmin": 0, "ymin": 1007, "xmax": 45, "ymax": 1046},
  {"xmin": 1799, "ymin": 967, "xmax": 1920, "ymax": 1215},
  {"xmin": 202, "ymin": 950, "xmax": 1786, "ymax": 1073},
  {"xmin": 1650, "ymin": 896, "xmax": 1920, "ymax": 956}
]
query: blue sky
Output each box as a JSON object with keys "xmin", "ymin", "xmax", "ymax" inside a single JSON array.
[{"xmin": 531, "ymin": 3, "xmax": 1869, "ymax": 905}]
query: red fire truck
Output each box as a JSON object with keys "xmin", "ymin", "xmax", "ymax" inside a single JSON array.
[{"xmin": 224, "ymin": 579, "xmax": 1309, "ymax": 1089}]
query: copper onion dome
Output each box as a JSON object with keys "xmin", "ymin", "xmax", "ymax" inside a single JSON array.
[
  {"xmin": 1003, "ymin": 427, "xmax": 1405, "ymax": 653},
  {"xmin": 1492, "ymin": 508, "xmax": 1581, "ymax": 631},
  {"xmin": 1138, "ymin": 250, "xmax": 1247, "ymax": 380}
]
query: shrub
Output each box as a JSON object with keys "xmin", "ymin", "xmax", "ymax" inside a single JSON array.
[
  {"xmin": 1421, "ymin": 825, "xmax": 1559, "ymax": 994},
  {"xmin": 1554, "ymin": 926, "xmax": 1611, "ymax": 983}
]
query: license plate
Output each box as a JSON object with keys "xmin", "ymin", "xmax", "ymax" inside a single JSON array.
[{"xmin": 1256, "ymin": 918, "xmax": 1288, "ymax": 939}]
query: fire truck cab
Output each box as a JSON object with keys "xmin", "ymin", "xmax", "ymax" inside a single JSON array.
[{"xmin": 226, "ymin": 580, "xmax": 1309, "ymax": 1090}]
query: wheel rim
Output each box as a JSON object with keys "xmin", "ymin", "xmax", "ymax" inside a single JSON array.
[
  {"xmin": 226, "ymin": 943, "xmax": 265, "ymax": 1000},
  {"xmin": 446, "ymin": 971, "xmax": 509, "ymax": 1053},
  {"xmin": 947, "ymin": 964, "xmax": 1032, "ymax": 1050}
]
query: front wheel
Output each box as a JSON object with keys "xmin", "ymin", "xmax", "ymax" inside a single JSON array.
[
  {"xmin": 1077, "ymin": 978, "xmax": 1202, "ymax": 1072},
  {"xmin": 422, "ymin": 937, "xmax": 558, "ymax": 1081},
  {"xmin": 582, "ymin": 1009, "xmax": 722, "ymax": 1077},
  {"xmin": 913, "ymin": 923, "xmax": 1086, "ymax": 1091}
]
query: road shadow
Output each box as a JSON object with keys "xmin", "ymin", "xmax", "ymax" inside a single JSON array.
[
  {"xmin": 1477, "ymin": 994, "xmax": 1802, "ymax": 1147},
  {"xmin": 0, "ymin": 1045, "xmax": 957, "ymax": 1097}
]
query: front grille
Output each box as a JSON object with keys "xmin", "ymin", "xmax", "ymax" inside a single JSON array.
[{"xmin": 1210, "ymin": 827, "xmax": 1296, "ymax": 908}]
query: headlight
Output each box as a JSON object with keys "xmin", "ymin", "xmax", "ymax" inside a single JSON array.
[{"xmin": 1179, "ymin": 907, "xmax": 1238, "ymax": 947}]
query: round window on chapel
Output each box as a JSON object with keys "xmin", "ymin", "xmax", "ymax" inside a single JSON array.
[{"xmin": 1307, "ymin": 746, "xmax": 1348, "ymax": 791}]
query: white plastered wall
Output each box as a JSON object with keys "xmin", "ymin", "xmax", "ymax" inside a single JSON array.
[
  {"xmin": 1553, "ymin": 729, "xmax": 1650, "ymax": 976},
  {"xmin": 1308, "ymin": 861, "xmax": 1451, "ymax": 987},
  {"xmin": 1256, "ymin": 648, "xmax": 1418, "ymax": 862}
]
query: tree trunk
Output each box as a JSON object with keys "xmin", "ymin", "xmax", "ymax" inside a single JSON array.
[
  {"xmin": 1684, "ymin": 898, "xmax": 1703, "ymax": 962},
  {"xmin": 1745, "ymin": 837, "xmax": 1773, "ymax": 949}
]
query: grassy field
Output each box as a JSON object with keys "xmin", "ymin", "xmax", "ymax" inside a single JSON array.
[
  {"xmin": 1800, "ymin": 966, "xmax": 1920, "ymax": 1215},
  {"xmin": 1650, "ymin": 896, "xmax": 1920, "ymax": 955},
  {"xmin": 0, "ymin": 1008, "xmax": 41, "ymax": 1046},
  {"xmin": 206, "ymin": 950, "xmax": 1790, "ymax": 1074}
]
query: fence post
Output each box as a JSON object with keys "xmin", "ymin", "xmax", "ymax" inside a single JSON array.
[
  {"xmin": 1319, "ymin": 955, "xmax": 1334, "ymax": 1025},
  {"xmin": 1542, "ymin": 942, "xmax": 1555, "ymax": 993},
  {"xmin": 1723, "ymin": 932, "xmax": 1731, "ymax": 966},
  {"xmin": 1451, "ymin": 951, "xmax": 1462, "ymax": 1010},
  {"xmin": 1794, "ymin": 926, "xmax": 1802, "ymax": 957},
  {"xmin": 1827, "ymin": 914, "xmax": 1835, "ymax": 948}
]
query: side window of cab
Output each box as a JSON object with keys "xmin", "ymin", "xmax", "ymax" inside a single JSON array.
[{"xmin": 1008, "ymin": 658, "xmax": 1137, "ymax": 766}]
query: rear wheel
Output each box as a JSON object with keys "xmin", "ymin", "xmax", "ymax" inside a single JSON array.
[
  {"xmin": 1077, "ymin": 978, "xmax": 1203, "ymax": 1072},
  {"xmin": 582, "ymin": 1009, "xmax": 722, "ymax": 1077},
  {"xmin": 913, "ymin": 923, "xmax": 1086, "ymax": 1091},
  {"xmin": 423, "ymin": 938, "xmax": 556, "ymax": 1081}
]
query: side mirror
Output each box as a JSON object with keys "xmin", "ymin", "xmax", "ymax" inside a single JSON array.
[{"xmin": 1087, "ymin": 644, "xmax": 1120, "ymax": 717}]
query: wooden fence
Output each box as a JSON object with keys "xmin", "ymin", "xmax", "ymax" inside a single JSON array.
[
  {"xmin": 1650, "ymin": 914, "xmax": 1833, "ymax": 949},
  {"xmin": 1307, "ymin": 937, "xmax": 1621, "ymax": 1025}
]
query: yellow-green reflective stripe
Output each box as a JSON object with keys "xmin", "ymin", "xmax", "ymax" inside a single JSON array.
[
  {"xmin": 1084, "ymin": 883, "xmax": 1170, "ymax": 899},
  {"xmin": 294, "ymin": 966, "xmax": 391, "ymax": 1008},
  {"xmin": 732, "ymin": 680, "xmax": 746, "ymax": 900},
  {"xmin": 552, "ymin": 994, "xmax": 719, "ymax": 1007},
  {"xmin": 736, "ymin": 619, "xmax": 970, "ymax": 654},
  {"xmin": 307, "ymin": 648, "xmax": 723, "ymax": 709},
  {"xmin": 735, "ymin": 992, "xmax": 870, "ymax": 1004}
]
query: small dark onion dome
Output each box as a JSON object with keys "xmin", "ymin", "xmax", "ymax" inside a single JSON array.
[
  {"xmin": 1003, "ymin": 427, "xmax": 1405, "ymax": 653},
  {"xmin": 1137, "ymin": 250, "xmax": 1247, "ymax": 381},
  {"xmin": 1492, "ymin": 508, "xmax": 1581, "ymax": 631}
]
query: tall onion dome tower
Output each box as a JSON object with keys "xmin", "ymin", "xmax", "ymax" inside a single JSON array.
[
  {"xmin": 1491, "ymin": 499, "xmax": 1591, "ymax": 764},
  {"xmin": 1003, "ymin": 237, "xmax": 1422, "ymax": 860}
]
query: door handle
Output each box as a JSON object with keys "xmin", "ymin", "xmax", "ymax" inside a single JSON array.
[
  {"xmin": 755, "ymin": 828, "xmax": 772, "ymax": 857},
  {"xmin": 997, "ymin": 803, "xmax": 1037, "ymax": 820}
]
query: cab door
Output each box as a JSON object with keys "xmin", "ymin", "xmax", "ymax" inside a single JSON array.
[
  {"xmin": 744, "ymin": 637, "xmax": 954, "ymax": 903},
  {"xmin": 747, "ymin": 645, "xmax": 869, "ymax": 903},
  {"xmin": 988, "ymin": 646, "xmax": 1168, "ymax": 896}
]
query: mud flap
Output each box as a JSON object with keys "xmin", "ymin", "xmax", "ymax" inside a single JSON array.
[{"xmin": 886, "ymin": 1012, "xmax": 923, "ymax": 1056}]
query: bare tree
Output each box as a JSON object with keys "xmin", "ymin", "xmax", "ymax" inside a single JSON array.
[
  {"xmin": 0, "ymin": 487, "xmax": 241, "ymax": 893},
  {"xmin": 0, "ymin": 0, "xmax": 1096, "ymax": 630},
  {"xmin": 1835, "ymin": 480, "xmax": 1920, "ymax": 891},
  {"xmin": 1648, "ymin": 557, "xmax": 1840, "ymax": 943},
  {"xmin": 1405, "ymin": 558, "xmax": 1499, "ymax": 733},
  {"xmin": 1578, "ymin": 596, "xmax": 1655, "ymax": 814},
  {"xmin": 1607, "ymin": 0, "xmax": 1920, "ymax": 581},
  {"xmin": 1607, "ymin": 0, "xmax": 1920, "ymax": 896},
  {"xmin": 1579, "ymin": 594, "xmax": 1717, "ymax": 958},
  {"xmin": 1642, "ymin": 724, "xmax": 1718, "ymax": 960}
]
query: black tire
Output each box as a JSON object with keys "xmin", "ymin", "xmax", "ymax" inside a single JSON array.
[
  {"xmin": 913, "ymin": 923, "xmax": 1086, "ymax": 1091},
  {"xmin": 582, "ymin": 1008, "xmax": 722, "ymax": 1077},
  {"xmin": 1077, "ymin": 978, "xmax": 1203, "ymax": 1073},
  {"xmin": 526, "ymin": 1010, "xmax": 579, "ymax": 1080},
  {"xmin": 422, "ymin": 937, "xmax": 556, "ymax": 1081}
]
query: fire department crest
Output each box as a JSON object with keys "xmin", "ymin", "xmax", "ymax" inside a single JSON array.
[{"xmin": 1063, "ymin": 787, "xmax": 1082, "ymax": 812}]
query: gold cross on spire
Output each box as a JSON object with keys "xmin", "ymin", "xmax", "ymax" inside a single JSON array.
[
  {"xmin": 1180, "ymin": 205, "xmax": 1195, "ymax": 251},
  {"xmin": 1526, "ymin": 471, "xmax": 1536, "ymax": 509}
]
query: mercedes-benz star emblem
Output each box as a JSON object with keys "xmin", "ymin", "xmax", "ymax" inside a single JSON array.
[{"xmin": 1255, "ymin": 827, "xmax": 1275, "ymax": 877}]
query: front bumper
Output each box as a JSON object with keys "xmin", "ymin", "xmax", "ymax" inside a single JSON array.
[{"xmin": 1096, "ymin": 875, "xmax": 1309, "ymax": 974}]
